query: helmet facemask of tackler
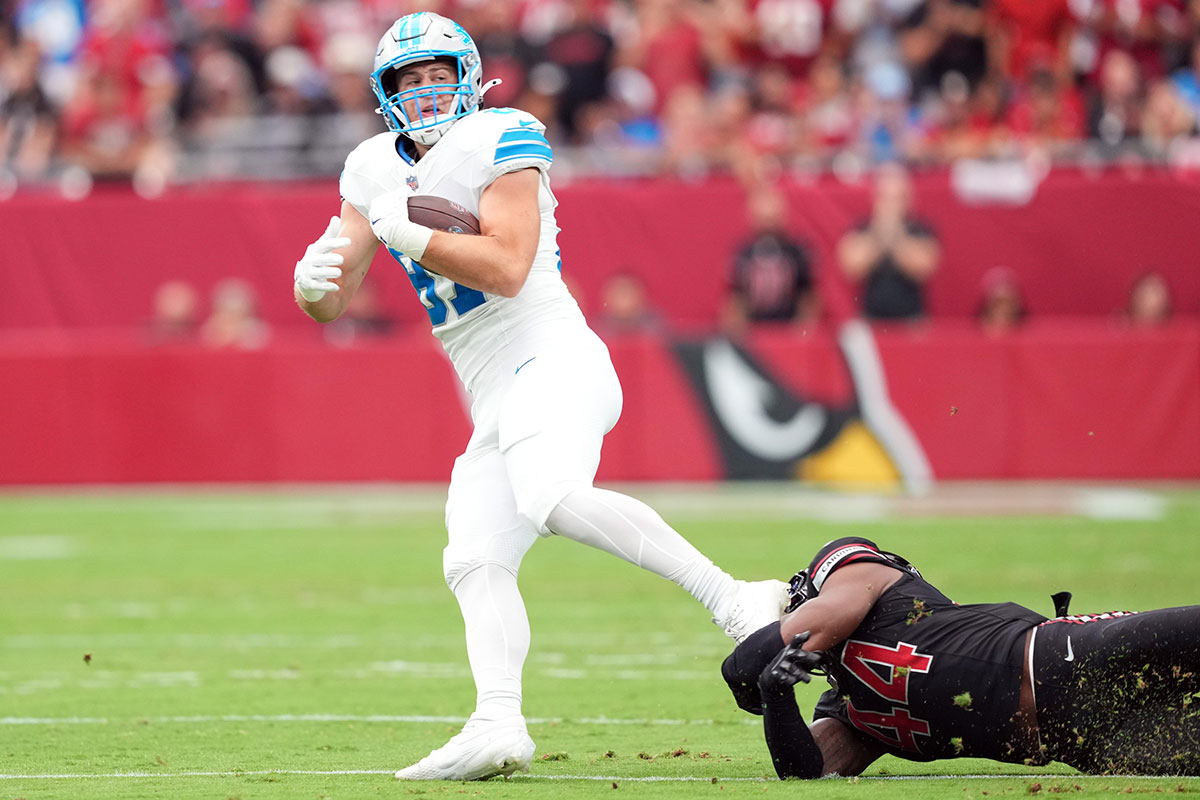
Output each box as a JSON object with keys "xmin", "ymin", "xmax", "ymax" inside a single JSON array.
[
  {"xmin": 370, "ymin": 12, "xmax": 485, "ymax": 147},
  {"xmin": 784, "ymin": 569, "xmax": 815, "ymax": 613}
]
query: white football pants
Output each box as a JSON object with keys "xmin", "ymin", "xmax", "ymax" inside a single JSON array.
[{"xmin": 441, "ymin": 324, "xmax": 737, "ymax": 720}]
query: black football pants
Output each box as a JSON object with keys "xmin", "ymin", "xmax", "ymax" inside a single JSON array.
[{"xmin": 1032, "ymin": 606, "xmax": 1200, "ymax": 775}]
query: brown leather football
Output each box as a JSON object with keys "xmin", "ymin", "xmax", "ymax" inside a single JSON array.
[{"xmin": 407, "ymin": 195, "xmax": 481, "ymax": 235}]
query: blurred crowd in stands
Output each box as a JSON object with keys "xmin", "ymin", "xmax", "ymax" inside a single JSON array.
[{"xmin": 6, "ymin": 0, "xmax": 1200, "ymax": 195}]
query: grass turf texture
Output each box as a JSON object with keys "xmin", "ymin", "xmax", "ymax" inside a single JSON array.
[{"xmin": 2, "ymin": 484, "xmax": 1199, "ymax": 800}]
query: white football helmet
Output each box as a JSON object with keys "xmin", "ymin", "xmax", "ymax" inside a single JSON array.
[{"xmin": 370, "ymin": 12, "xmax": 485, "ymax": 147}]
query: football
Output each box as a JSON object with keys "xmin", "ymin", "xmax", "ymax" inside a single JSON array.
[{"xmin": 407, "ymin": 195, "xmax": 481, "ymax": 235}]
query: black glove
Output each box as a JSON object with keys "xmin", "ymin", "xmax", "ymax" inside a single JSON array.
[
  {"xmin": 754, "ymin": 631, "xmax": 827, "ymax": 779},
  {"xmin": 759, "ymin": 631, "xmax": 824, "ymax": 691}
]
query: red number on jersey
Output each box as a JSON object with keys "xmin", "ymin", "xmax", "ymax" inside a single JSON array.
[
  {"xmin": 845, "ymin": 702, "xmax": 932, "ymax": 752},
  {"xmin": 841, "ymin": 639, "xmax": 933, "ymax": 703},
  {"xmin": 840, "ymin": 639, "xmax": 934, "ymax": 752}
]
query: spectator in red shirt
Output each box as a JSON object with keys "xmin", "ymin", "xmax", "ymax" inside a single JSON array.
[
  {"xmin": 799, "ymin": 52, "xmax": 855, "ymax": 160},
  {"xmin": 59, "ymin": 69, "xmax": 152, "ymax": 178},
  {"xmin": 1006, "ymin": 66, "xmax": 1085, "ymax": 157},
  {"xmin": 986, "ymin": 0, "xmax": 1077, "ymax": 82},
  {"xmin": 77, "ymin": 0, "xmax": 171, "ymax": 101},
  {"xmin": 743, "ymin": 61, "xmax": 805, "ymax": 163},
  {"xmin": 620, "ymin": 0, "xmax": 710, "ymax": 115},
  {"xmin": 727, "ymin": 0, "xmax": 845, "ymax": 78},
  {"xmin": 1080, "ymin": 0, "xmax": 1188, "ymax": 84},
  {"xmin": 925, "ymin": 71, "xmax": 1010, "ymax": 161}
]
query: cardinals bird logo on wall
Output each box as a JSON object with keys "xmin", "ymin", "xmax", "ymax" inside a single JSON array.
[{"xmin": 672, "ymin": 321, "xmax": 932, "ymax": 491}]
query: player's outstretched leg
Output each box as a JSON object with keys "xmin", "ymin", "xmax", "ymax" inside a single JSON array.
[
  {"xmin": 500, "ymin": 333, "xmax": 788, "ymax": 643},
  {"xmin": 545, "ymin": 487, "xmax": 789, "ymax": 642}
]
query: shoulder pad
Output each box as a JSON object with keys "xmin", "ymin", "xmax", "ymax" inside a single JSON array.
[
  {"xmin": 471, "ymin": 107, "xmax": 547, "ymax": 136},
  {"xmin": 340, "ymin": 133, "xmax": 407, "ymax": 217},
  {"xmin": 460, "ymin": 108, "xmax": 552, "ymax": 172},
  {"xmin": 343, "ymin": 132, "xmax": 403, "ymax": 174}
]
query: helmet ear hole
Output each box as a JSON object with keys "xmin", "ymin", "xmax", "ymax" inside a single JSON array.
[{"xmin": 379, "ymin": 68, "xmax": 399, "ymax": 97}]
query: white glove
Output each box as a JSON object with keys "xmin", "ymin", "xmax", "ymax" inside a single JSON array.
[
  {"xmin": 294, "ymin": 216, "xmax": 350, "ymax": 302},
  {"xmin": 369, "ymin": 187, "xmax": 433, "ymax": 262}
]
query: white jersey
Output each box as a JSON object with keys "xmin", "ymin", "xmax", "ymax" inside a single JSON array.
[{"xmin": 340, "ymin": 108, "xmax": 585, "ymax": 392}]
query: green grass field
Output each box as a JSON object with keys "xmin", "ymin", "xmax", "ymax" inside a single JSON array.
[{"xmin": 2, "ymin": 484, "xmax": 1199, "ymax": 800}]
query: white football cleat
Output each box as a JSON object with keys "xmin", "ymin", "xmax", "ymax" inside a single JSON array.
[
  {"xmin": 715, "ymin": 579, "xmax": 791, "ymax": 643},
  {"xmin": 395, "ymin": 716, "xmax": 535, "ymax": 781}
]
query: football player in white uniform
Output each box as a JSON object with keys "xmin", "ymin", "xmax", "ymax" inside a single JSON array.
[{"xmin": 292, "ymin": 12, "xmax": 789, "ymax": 782}]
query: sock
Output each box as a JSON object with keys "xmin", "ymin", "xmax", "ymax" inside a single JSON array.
[
  {"xmin": 545, "ymin": 487, "xmax": 738, "ymax": 618},
  {"xmin": 449, "ymin": 562, "xmax": 529, "ymax": 721}
]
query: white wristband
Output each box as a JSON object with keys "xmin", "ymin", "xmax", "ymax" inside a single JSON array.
[
  {"xmin": 372, "ymin": 212, "xmax": 434, "ymax": 262},
  {"xmin": 396, "ymin": 224, "xmax": 434, "ymax": 263}
]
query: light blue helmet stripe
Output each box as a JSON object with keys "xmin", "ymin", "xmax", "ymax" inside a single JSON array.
[{"xmin": 401, "ymin": 13, "xmax": 422, "ymax": 44}]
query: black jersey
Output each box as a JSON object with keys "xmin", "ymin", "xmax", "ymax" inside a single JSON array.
[{"xmin": 801, "ymin": 538, "xmax": 1047, "ymax": 764}]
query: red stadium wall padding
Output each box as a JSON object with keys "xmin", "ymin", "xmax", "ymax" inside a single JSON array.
[
  {"xmin": 3, "ymin": 169, "xmax": 1200, "ymax": 333},
  {"xmin": 868, "ymin": 320, "xmax": 1200, "ymax": 479},
  {"xmin": 2, "ymin": 320, "xmax": 1197, "ymax": 484}
]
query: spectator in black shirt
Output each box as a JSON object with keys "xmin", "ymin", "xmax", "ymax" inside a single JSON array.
[
  {"xmin": 837, "ymin": 163, "xmax": 940, "ymax": 321},
  {"xmin": 722, "ymin": 184, "xmax": 818, "ymax": 334},
  {"xmin": 0, "ymin": 29, "xmax": 57, "ymax": 182}
]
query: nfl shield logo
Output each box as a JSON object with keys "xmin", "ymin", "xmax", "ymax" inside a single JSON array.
[{"xmin": 406, "ymin": 175, "xmax": 419, "ymax": 191}]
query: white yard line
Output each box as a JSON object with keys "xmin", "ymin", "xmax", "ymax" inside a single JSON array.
[
  {"xmin": 2, "ymin": 631, "xmax": 724, "ymax": 650},
  {"xmin": 0, "ymin": 769, "xmax": 1178, "ymax": 782},
  {"xmin": 0, "ymin": 714, "xmax": 748, "ymax": 727},
  {"xmin": 0, "ymin": 661, "xmax": 720, "ymax": 695}
]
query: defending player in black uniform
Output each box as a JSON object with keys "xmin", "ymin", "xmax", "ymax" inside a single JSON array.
[{"xmin": 723, "ymin": 537, "xmax": 1200, "ymax": 778}]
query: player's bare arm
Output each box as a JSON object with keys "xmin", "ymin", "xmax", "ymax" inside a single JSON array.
[
  {"xmin": 809, "ymin": 717, "xmax": 885, "ymax": 776},
  {"xmin": 724, "ymin": 561, "xmax": 902, "ymax": 698},
  {"xmin": 295, "ymin": 199, "xmax": 379, "ymax": 323},
  {"xmin": 367, "ymin": 167, "xmax": 541, "ymax": 298},
  {"xmin": 417, "ymin": 168, "xmax": 541, "ymax": 297},
  {"xmin": 779, "ymin": 561, "xmax": 903, "ymax": 650}
]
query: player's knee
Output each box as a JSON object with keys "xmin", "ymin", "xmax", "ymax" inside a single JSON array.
[
  {"xmin": 444, "ymin": 553, "xmax": 515, "ymax": 592},
  {"xmin": 442, "ymin": 528, "xmax": 536, "ymax": 591},
  {"xmin": 446, "ymin": 561, "xmax": 501, "ymax": 592}
]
